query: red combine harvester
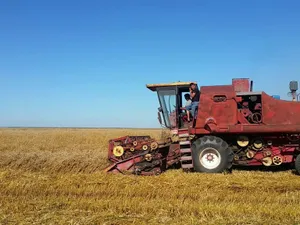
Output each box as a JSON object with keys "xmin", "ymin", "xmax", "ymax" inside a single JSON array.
[{"xmin": 104, "ymin": 78, "xmax": 300, "ymax": 175}]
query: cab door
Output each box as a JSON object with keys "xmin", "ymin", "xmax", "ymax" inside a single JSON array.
[{"xmin": 157, "ymin": 88, "xmax": 178, "ymax": 129}]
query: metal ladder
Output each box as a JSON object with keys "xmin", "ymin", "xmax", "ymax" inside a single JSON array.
[{"xmin": 178, "ymin": 129, "xmax": 194, "ymax": 170}]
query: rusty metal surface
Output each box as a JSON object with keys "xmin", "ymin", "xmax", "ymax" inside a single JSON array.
[
  {"xmin": 193, "ymin": 125, "xmax": 300, "ymax": 134},
  {"xmin": 232, "ymin": 78, "xmax": 250, "ymax": 92},
  {"xmin": 262, "ymin": 92, "xmax": 300, "ymax": 125},
  {"xmin": 105, "ymin": 134, "xmax": 182, "ymax": 175},
  {"xmin": 193, "ymin": 84, "xmax": 300, "ymax": 134},
  {"xmin": 195, "ymin": 85, "xmax": 238, "ymax": 129},
  {"xmin": 231, "ymin": 134, "xmax": 298, "ymax": 167},
  {"xmin": 189, "ymin": 82, "xmax": 300, "ymax": 168},
  {"xmin": 107, "ymin": 135, "xmax": 154, "ymax": 162}
]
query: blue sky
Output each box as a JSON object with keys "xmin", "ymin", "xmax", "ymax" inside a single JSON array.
[{"xmin": 1, "ymin": 0, "xmax": 300, "ymax": 128}]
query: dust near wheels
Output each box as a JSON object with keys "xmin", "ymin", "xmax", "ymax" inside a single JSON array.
[{"xmin": 192, "ymin": 136, "xmax": 234, "ymax": 173}]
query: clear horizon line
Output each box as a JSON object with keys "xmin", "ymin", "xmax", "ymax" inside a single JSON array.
[{"xmin": 0, "ymin": 126, "xmax": 163, "ymax": 129}]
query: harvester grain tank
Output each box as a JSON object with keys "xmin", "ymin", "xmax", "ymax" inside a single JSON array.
[{"xmin": 105, "ymin": 78, "xmax": 300, "ymax": 175}]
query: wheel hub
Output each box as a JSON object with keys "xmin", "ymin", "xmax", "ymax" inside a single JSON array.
[
  {"xmin": 206, "ymin": 154, "xmax": 214, "ymax": 161},
  {"xmin": 199, "ymin": 147, "xmax": 221, "ymax": 169}
]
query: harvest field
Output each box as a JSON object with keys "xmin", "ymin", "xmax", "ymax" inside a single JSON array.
[{"xmin": 1, "ymin": 128, "xmax": 300, "ymax": 225}]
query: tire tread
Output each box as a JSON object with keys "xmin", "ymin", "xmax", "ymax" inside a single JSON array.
[{"xmin": 192, "ymin": 135, "xmax": 233, "ymax": 173}]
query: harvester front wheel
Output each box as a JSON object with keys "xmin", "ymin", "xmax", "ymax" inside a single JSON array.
[{"xmin": 192, "ymin": 136, "xmax": 233, "ymax": 173}]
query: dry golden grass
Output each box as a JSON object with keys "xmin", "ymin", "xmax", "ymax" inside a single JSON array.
[{"xmin": 1, "ymin": 128, "xmax": 300, "ymax": 224}]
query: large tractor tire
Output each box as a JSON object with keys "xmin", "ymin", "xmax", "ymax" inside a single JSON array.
[{"xmin": 191, "ymin": 135, "xmax": 234, "ymax": 173}]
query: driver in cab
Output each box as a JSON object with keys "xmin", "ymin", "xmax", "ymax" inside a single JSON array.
[{"xmin": 185, "ymin": 82, "xmax": 200, "ymax": 121}]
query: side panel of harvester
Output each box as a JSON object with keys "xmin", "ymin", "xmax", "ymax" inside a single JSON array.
[
  {"xmin": 193, "ymin": 85, "xmax": 239, "ymax": 133},
  {"xmin": 262, "ymin": 92, "xmax": 300, "ymax": 125},
  {"xmin": 190, "ymin": 84, "xmax": 300, "ymax": 169},
  {"xmin": 193, "ymin": 85, "xmax": 300, "ymax": 134}
]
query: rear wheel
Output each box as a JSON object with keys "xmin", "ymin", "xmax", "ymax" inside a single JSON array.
[{"xmin": 192, "ymin": 135, "xmax": 233, "ymax": 173}]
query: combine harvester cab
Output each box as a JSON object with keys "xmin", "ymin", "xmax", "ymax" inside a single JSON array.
[
  {"xmin": 105, "ymin": 79, "xmax": 300, "ymax": 175},
  {"xmin": 104, "ymin": 81, "xmax": 197, "ymax": 175}
]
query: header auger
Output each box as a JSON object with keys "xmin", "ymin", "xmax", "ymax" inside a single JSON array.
[{"xmin": 104, "ymin": 78, "xmax": 300, "ymax": 176}]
